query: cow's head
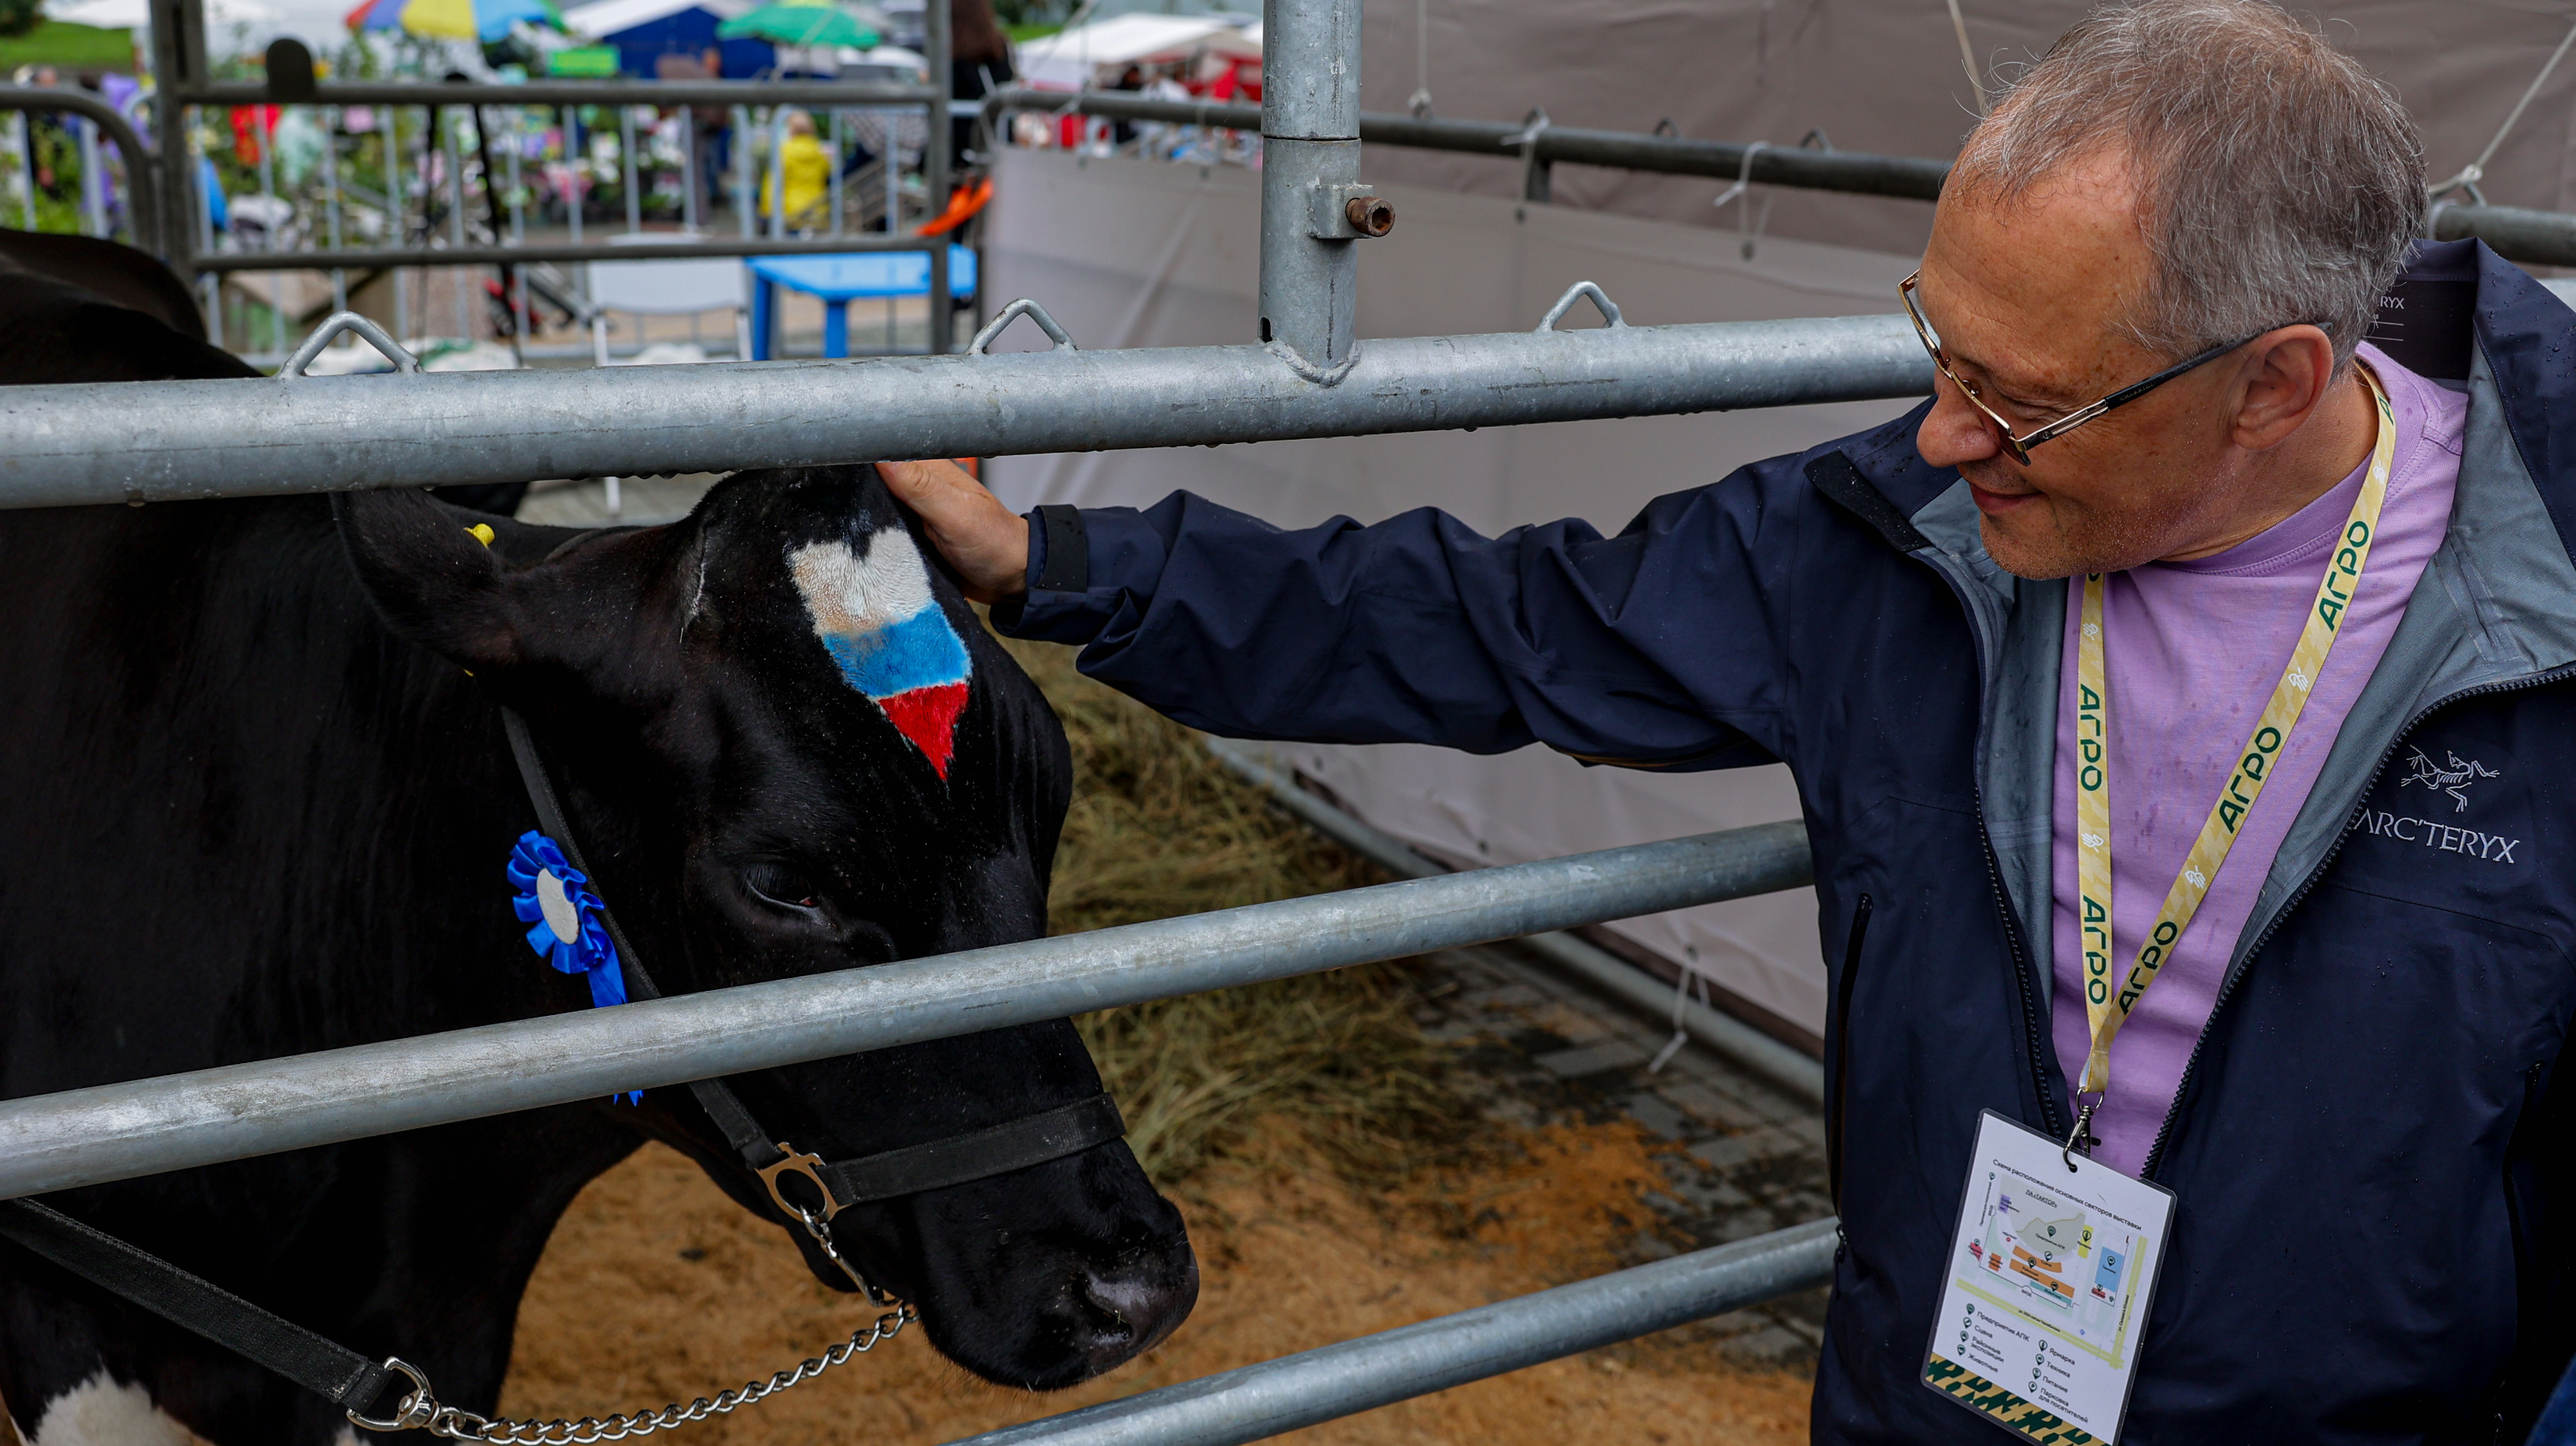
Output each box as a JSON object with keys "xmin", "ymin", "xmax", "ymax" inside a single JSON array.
[{"xmin": 337, "ymin": 465, "xmax": 1194, "ymax": 1389}]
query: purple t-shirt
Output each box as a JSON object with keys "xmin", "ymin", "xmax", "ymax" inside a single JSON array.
[{"xmin": 2046, "ymin": 343, "xmax": 2465, "ymax": 1175}]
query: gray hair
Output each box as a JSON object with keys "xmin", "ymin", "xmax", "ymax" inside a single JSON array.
[{"xmin": 1949, "ymin": 0, "xmax": 2425, "ymax": 372}]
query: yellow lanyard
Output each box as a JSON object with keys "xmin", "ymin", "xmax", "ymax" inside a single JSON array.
[{"xmin": 2073, "ymin": 363, "xmax": 2396, "ymax": 1103}]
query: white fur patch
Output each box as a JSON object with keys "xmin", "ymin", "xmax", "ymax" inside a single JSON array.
[
  {"xmin": 788, "ymin": 533, "xmax": 936, "ymax": 639},
  {"xmin": 27, "ymin": 1371, "xmax": 212, "ymax": 1446}
]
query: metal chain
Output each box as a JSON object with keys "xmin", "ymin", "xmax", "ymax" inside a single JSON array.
[
  {"xmin": 377, "ymin": 1304, "xmax": 917, "ymax": 1444},
  {"xmin": 353, "ymin": 1211, "xmax": 911, "ymax": 1443}
]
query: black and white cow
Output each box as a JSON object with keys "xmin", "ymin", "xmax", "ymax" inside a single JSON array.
[{"xmin": 0, "ymin": 235, "xmax": 1198, "ymax": 1446}]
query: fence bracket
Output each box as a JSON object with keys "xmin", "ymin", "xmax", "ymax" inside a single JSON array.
[{"xmin": 278, "ymin": 313, "xmax": 422, "ymax": 379}]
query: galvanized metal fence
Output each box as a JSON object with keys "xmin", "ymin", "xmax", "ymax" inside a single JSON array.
[{"xmin": 0, "ymin": 0, "xmax": 1908, "ymax": 1436}]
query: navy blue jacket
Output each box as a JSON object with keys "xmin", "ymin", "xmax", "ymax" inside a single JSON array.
[{"xmin": 998, "ymin": 241, "xmax": 2576, "ymax": 1444}]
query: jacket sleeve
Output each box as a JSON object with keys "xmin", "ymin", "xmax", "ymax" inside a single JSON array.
[{"xmin": 992, "ymin": 459, "xmax": 1812, "ymax": 770}]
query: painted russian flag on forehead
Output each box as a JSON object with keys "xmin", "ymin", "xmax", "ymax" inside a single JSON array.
[{"xmin": 790, "ymin": 531, "xmax": 973, "ymax": 779}]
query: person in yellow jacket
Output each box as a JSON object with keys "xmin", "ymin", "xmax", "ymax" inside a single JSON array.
[{"xmin": 760, "ymin": 109, "xmax": 831, "ymax": 232}]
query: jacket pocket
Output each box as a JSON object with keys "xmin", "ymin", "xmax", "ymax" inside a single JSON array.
[{"xmin": 1828, "ymin": 893, "xmax": 1873, "ymax": 1212}]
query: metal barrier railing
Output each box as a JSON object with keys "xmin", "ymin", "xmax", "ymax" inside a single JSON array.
[
  {"xmin": 0, "ymin": 821, "xmax": 1826, "ymax": 1446},
  {"xmin": 945, "ymin": 1218, "xmax": 1841, "ymax": 1446},
  {"xmin": 0, "ymin": 307, "xmax": 1931, "ymax": 507},
  {"xmin": 992, "ymin": 88, "xmax": 2576, "ymax": 270},
  {"xmin": 0, "ymin": 823, "xmax": 1810, "ymax": 1198},
  {"xmin": 0, "ymin": 86, "xmax": 169, "ymax": 257},
  {"xmin": 0, "ymin": 4, "xmax": 1868, "ymax": 1435},
  {"xmin": 88, "ymin": 0, "xmax": 963, "ymax": 350}
]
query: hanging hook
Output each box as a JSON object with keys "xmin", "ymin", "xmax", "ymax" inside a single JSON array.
[
  {"xmin": 968, "ymin": 299, "xmax": 1078, "ymax": 355},
  {"xmin": 279, "ymin": 312, "xmax": 420, "ymax": 379},
  {"xmin": 1535, "ymin": 280, "xmax": 1626, "ymax": 332}
]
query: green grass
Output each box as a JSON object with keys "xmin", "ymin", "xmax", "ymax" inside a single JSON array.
[
  {"xmin": 0, "ymin": 20, "xmax": 136, "ymax": 69},
  {"xmin": 1001, "ymin": 634, "xmax": 1481, "ymax": 1190}
]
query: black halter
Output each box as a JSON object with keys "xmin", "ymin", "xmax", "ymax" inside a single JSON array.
[{"xmin": 499, "ymin": 706, "xmax": 1125, "ymax": 1249}]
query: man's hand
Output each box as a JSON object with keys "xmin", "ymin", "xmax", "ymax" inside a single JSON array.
[{"xmin": 877, "ymin": 459, "xmax": 1030, "ymax": 602}]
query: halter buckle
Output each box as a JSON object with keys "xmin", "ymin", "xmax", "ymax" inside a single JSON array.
[{"xmin": 757, "ymin": 1143, "xmax": 844, "ymax": 1222}]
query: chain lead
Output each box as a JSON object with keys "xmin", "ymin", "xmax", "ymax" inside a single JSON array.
[{"xmin": 351, "ymin": 1306, "xmax": 914, "ymax": 1444}]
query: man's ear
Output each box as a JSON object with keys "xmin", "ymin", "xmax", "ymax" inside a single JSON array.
[{"xmin": 333, "ymin": 487, "xmax": 529, "ymax": 674}]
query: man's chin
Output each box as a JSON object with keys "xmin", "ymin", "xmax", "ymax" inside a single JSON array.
[{"xmin": 1976, "ymin": 513, "xmax": 2087, "ymax": 581}]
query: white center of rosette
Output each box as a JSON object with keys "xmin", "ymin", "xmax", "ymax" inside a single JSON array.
[{"xmin": 536, "ymin": 866, "xmax": 582, "ymax": 945}]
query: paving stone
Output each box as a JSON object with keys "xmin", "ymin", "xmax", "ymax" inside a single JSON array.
[
  {"xmin": 1688, "ymin": 1128, "xmax": 1804, "ymax": 1171},
  {"xmin": 1656, "ymin": 1078, "xmax": 1769, "ymax": 1132},
  {"xmin": 1532, "ymin": 1039, "xmax": 1649, "ymax": 1078},
  {"xmin": 1617, "ymin": 1092, "xmax": 1690, "ymax": 1139}
]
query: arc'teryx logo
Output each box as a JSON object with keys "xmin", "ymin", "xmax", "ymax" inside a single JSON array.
[{"xmin": 2401, "ymin": 747, "xmax": 2501, "ymax": 812}]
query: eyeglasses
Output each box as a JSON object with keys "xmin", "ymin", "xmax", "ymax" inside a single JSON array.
[{"xmin": 1899, "ymin": 270, "xmax": 2261, "ymax": 465}]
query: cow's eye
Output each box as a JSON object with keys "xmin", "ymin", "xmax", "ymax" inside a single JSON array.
[{"xmin": 741, "ymin": 862, "xmax": 826, "ymax": 914}]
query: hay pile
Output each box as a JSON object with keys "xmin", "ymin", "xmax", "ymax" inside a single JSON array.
[{"xmin": 1000, "ymin": 635, "xmax": 1479, "ymax": 1190}]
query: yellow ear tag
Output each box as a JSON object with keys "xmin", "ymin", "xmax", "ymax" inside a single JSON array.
[{"xmin": 460, "ymin": 524, "xmax": 497, "ymax": 675}]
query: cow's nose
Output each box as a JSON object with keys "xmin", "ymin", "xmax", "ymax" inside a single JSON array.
[{"xmin": 1077, "ymin": 1253, "xmax": 1200, "ymax": 1370}]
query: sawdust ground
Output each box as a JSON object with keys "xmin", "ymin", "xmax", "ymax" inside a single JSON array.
[{"xmin": 500, "ymin": 1118, "xmax": 1813, "ymax": 1445}]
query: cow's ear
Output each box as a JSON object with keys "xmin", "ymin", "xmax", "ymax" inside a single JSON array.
[{"xmin": 333, "ymin": 488, "xmax": 527, "ymax": 674}]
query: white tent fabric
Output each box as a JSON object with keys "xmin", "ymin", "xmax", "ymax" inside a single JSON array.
[
  {"xmin": 1013, "ymin": 14, "xmax": 1259, "ymax": 92},
  {"xmin": 53, "ymin": 0, "xmax": 281, "ymax": 30},
  {"xmin": 1352, "ymin": 0, "xmax": 2576, "ymax": 263},
  {"xmin": 561, "ymin": 0, "xmax": 748, "ymax": 41}
]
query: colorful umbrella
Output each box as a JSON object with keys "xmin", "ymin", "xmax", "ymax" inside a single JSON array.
[
  {"xmin": 717, "ymin": 2, "xmax": 881, "ymax": 50},
  {"xmin": 345, "ymin": 0, "xmax": 560, "ymax": 43}
]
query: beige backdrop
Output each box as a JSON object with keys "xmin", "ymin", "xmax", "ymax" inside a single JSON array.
[
  {"xmin": 983, "ymin": 146, "xmax": 1921, "ymax": 1037},
  {"xmin": 1351, "ymin": 0, "xmax": 2576, "ymax": 262}
]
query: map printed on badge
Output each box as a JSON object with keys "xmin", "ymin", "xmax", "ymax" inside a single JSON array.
[{"xmin": 1922, "ymin": 1111, "xmax": 2176, "ymax": 1445}]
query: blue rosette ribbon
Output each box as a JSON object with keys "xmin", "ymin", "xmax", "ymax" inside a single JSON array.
[{"xmin": 507, "ymin": 829, "xmax": 641, "ymax": 1104}]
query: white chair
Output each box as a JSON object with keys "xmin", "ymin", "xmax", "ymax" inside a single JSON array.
[{"xmin": 587, "ymin": 237, "xmax": 755, "ymax": 364}]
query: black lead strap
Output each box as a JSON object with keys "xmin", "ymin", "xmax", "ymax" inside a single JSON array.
[{"xmin": 0, "ymin": 1198, "xmax": 401, "ymax": 1414}]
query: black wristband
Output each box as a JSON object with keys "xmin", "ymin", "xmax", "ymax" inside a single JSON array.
[{"xmin": 1033, "ymin": 504, "xmax": 1090, "ymax": 592}]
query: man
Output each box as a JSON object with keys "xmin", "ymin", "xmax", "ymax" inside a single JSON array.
[{"xmin": 887, "ymin": 2, "xmax": 2576, "ymax": 1439}]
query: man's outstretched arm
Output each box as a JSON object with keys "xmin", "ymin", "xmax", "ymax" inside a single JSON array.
[{"xmin": 878, "ymin": 457, "xmax": 1799, "ymax": 768}]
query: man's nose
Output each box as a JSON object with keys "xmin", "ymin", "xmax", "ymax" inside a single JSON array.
[{"xmin": 1915, "ymin": 380, "xmax": 2004, "ymax": 472}]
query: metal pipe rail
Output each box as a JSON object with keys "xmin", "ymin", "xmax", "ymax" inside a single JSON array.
[
  {"xmin": 0, "ymin": 825, "xmax": 1813, "ymax": 1200},
  {"xmin": 2433, "ymin": 201, "xmax": 2576, "ymax": 267},
  {"xmin": 191, "ymin": 234, "xmax": 944, "ymax": 274},
  {"xmin": 0, "ymin": 87, "xmax": 169, "ymax": 257},
  {"xmin": 987, "ymin": 89, "xmax": 1949, "ymax": 202},
  {"xmin": 1206, "ymin": 738, "xmax": 1826, "ymax": 1104},
  {"xmin": 999, "ymin": 90, "xmax": 2576, "ymax": 269},
  {"xmin": 0, "ymin": 313, "xmax": 1931, "ymax": 507},
  {"xmin": 945, "ymin": 1218, "xmax": 1841, "ymax": 1446}
]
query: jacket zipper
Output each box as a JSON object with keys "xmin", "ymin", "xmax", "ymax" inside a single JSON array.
[
  {"xmin": 1900, "ymin": 539, "xmax": 2069, "ymax": 1144},
  {"xmin": 1977, "ymin": 784, "xmax": 2065, "ymax": 1141},
  {"xmin": 2141, "ymin": 664, "xmax": 2576, "ymax": 1176}
]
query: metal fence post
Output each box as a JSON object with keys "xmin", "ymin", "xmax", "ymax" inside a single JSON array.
[
  {"xmin": 732, "ymin": 104, "xmax": 752, "ymax": 236},
  {"xmin": 923, "ymin": 0, "xmax": 951, "ymax": 353},
  {"xmin": 10, "ymin": 111, "xmax": 30, "ymax": 230},
  {"xmin": 1257, "ymin": 0, "xmax": 1363, "ymax": 370},
  {"xmin": 620, "ymin": 103, "xmax": 641, "ymax": 234},
  {"xmin": 148, "ymin": 0, "xmax": 202, "ymax": 265},
  {"xmin": 321, "ymin": 105, "xmax": 347, "ymax": 316}
]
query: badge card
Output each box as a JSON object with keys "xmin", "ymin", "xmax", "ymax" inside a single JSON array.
[{"xmin": 1920, "ymin": 1110, "xmax": 2176, "ymax": 1445}]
